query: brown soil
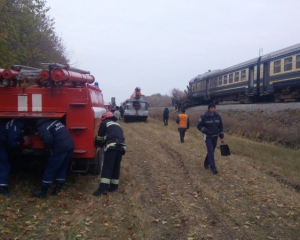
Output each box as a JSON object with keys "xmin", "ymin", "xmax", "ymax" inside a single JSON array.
[{"xmin": 0, "ymin": 119, "xmax": 299, "ymax": 239}]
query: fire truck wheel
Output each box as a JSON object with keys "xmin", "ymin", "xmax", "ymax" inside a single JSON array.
[{"xmin": 90, "ymin": 148, "xmax": 104, "ymax": 175}]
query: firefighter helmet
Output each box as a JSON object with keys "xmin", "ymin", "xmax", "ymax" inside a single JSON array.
[{"xmin": 101, "ymin": 111, "xmax": 114, "ymax": 121}]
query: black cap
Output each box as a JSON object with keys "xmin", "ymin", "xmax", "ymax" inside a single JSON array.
[
  {"xmin": 208, "ymin": 103, "xmax": 216, "ymax": 109},
  {"xmin": 181, "ymin": 108, "xmax": 186, "ymax": 113}
]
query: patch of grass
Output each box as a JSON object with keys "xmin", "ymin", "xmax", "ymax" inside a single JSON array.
[
  {"xmin": 149, "ymin": 108, "xmax": 300, "ymax": 149},
  {"xmin": 225, "ymin": 135, "xmax": 300, "ymax": 183}
]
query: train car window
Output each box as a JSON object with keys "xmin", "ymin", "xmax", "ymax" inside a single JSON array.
[
  {"xmin": 284, "ymin": 57, "xmax": 292, "ymax": 71},
  {"xmin": 214, "ymin": 78, "xmax": 218, "ymax": 87},
  {"xmin": 274, "ymin": 60, "xmax": 281, "ymax": 73},
  {"xmin": 224, "ymin": 75, "xmax": 228, "ymax": 84},
  {"xmin": 241, "ymin": 70, "xmax": 246, "ymax": 81},
  {"xmin": 229, "ymin": 74, "xmax": 233, "ymax": 83},
  {"xmin": 297, "ymin": 55, "xmax": 300, "ymax": 68},
  {"xmin": 218, "ymin": 77, "xmax": 222, "ymax": 85},
  {"xmin": 234, "ymin": 72, "xmax": 239, "ymax": 82}
]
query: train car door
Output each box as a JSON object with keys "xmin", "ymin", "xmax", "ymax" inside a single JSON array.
[
  {"xmin": 249, "ymin": 66, "xmax": 254, "ymax": 93},
  {"xmin": 263, "ymin": 62, "xmax": 269, "ymax": 93},
  {"xmin": 206, "ymin": 79, "xmax": 210, "ymax": 100}
]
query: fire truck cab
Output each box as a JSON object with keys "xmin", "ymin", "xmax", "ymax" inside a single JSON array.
[{"xmin": 0, "ymin": 64, "xmax": 106, "ymax": 174}]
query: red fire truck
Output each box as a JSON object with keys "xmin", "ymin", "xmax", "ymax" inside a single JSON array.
[{"xmin": 0, "ymin": 63, "xmax": 106, "ymax": 174}]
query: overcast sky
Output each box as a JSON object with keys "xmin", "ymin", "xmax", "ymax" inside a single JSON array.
[{"xmin": 47, "ymin": 0, "xmax": 300, "ymax": 104}]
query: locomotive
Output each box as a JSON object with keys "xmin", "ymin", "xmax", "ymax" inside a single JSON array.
[
  {"xmin": 187, "ymin": 43, "xmax": 300, "ymax": 106},
  {"xmin": 123, "ymin": 87, "xmax": 149, "ymax": 123},
  {"xmin": 0, "ymin": 63, "xmax": 106, "ymax": 174}
]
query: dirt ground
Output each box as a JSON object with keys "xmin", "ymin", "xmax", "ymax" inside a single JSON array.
[{"xmin": 0, "ymin": 118, "xmax": 300, "ymax": 240}]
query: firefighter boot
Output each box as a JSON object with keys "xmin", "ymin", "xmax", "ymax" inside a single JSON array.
[
  {"xmin": 31, "ymin": 187, "xmax": 48, "ymax": 198},
  {"xmin": 93, "ymin": 183, "xmax": 108, "ymax": 196},
  {"xmin": 109, "ymin": 183, "xmax": 118, "ymax": 192},
  {"xmin": 0, "ymin": 186, "xmax": 9, "ymax": 195},
  {"xmin": 52, "ymin": 184, "xmax": 63, "ymax": 196}
]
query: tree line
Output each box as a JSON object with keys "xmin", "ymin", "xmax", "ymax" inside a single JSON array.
[
  {"xmin": 0, "ymin": 0, "xmax": 69, "ymax": 68},
  {"xmin": 144, "ymin": 88, "xmax": 186, "ymax": 108}
]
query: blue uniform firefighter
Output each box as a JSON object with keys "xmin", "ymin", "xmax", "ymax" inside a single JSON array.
[
  {"xmin": 0, "ymin": 119, "xmax": 31, "ymax": 195},
  {"xmin": 197, "ymin": 103, "xmax": 224, "ymax": 174},
  {"xmin": 31, "ymin": 119, "xmax": 74, "ymax": 198},
  {"xmin": 93, "ymin": 112, "xmax": 126, "ymax": 196}
]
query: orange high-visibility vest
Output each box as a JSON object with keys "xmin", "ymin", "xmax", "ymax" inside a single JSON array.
[{"xmin": 178, "ymin": 114, "xmax": 188, "ymax": 128}]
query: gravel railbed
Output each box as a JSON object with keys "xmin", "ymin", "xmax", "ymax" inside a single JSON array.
[{"xmin": 187, "ymin": 102, "xmax": 300, "ymax": 114}]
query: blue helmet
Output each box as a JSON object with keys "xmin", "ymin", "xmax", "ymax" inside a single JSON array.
[{"xmin": 94, "ymin": 82, "xmax": 99, "ymax": 86}]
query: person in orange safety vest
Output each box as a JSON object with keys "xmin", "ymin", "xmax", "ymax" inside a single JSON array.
[{"xmin": 176, "ymin": 108, "xmax": 190, "ymax": 143}]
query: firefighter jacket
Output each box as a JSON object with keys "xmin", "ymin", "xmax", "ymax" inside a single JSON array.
[
  {"xmin": 163, "ymin": 108, "xmax": 169, "ymax": 118},
  {"xmin": 95, "ymin": 118, "xmax": 126, "ymax": 154},
  {"xmin": 37, "ymin": 119, "xmax": 74, "ymax": 155},
  {"xmin": 0, "ymin": 119, "xmax": 25, "ymax": 149},
  {"xmin": 176, "ymin": 113, "xmax": 190, "ymax": 130},
  {"xmin": 197, "ymin": 111, "xmax": 224, "ymax": 138}
]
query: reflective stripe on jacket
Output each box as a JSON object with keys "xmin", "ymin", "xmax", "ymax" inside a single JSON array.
[{"xmin": 95, "ymin": 118, "xmax": 126, "ymax": 153}]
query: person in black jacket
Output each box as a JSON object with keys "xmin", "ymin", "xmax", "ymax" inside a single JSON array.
[
  {"xmin": 31, "ymin": 119, "xmax": 74, "ymax": 198},
  {"xmin": 0, "ymin": 119, "xmax": 31, "ymax": 195},
  {"xmin": 93, "ymin": 112, "xmax": 126, "ymax": 196},
  {"xmin": 197, "ymin": 103, "xmax": 224, "ymax": 174},
  {"xmin": 163, "ymin": 108, "xmax": 169, "ymax": 126},
  {"xmin": 119, "ymin": 106, "xmax": 124, "ymax": 119}
]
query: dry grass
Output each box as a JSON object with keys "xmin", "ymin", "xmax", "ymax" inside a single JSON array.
[
  {"xmin": 0, "ymin": 118, "xmax": 299, "ymax": 239},
  {"xmin": 150, "ymin": 108, "xmax": 300, "ymax": 149}
]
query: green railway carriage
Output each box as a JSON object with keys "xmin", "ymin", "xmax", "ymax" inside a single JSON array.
[{"xmin": 188, "ymin": 43, "xmax": 300, "ymax": 105}]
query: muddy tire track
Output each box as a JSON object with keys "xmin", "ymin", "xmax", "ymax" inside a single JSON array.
[
  {"xmin": 120, "ymin": 121, "xmax": 243, "ymax": 239},
  {"xmin": 158, "ymin": 140, "xmax": 243, "ymax": 239}
]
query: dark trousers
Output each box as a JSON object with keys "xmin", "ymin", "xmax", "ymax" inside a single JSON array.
[
  {"xmin": 178, "ymin": 129, "xmax": 186, "ymax": 143},
  {"xmin": 99, "ymin": 149, "xmax": 123, "ymax": 190},
  {"xmin": 163, "ymin": 118, "xmax": 168, "ymax": 125},
  {"xmin": 0, "ymin": 147, "xmax": 9, "ymax": 186},
  {"xmin": 42, "ymin": 149, "xmax": 73, "ymax": 188},
  {"xmin": 204, "ymin": 136, "xmax": 218, "ymax": 171}
]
